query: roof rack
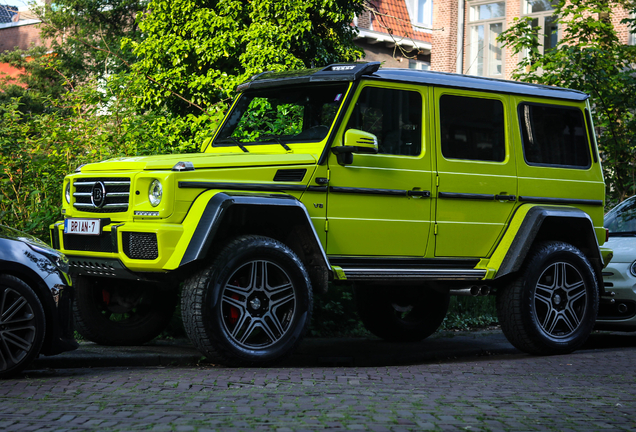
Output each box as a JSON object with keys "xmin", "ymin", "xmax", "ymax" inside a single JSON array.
[{"xmin": 236, "ymin": 62, "xmax": 381, "ymax": 92}]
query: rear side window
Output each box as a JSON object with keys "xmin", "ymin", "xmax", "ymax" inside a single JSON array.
[
  {"xmin": 439, "ymin": 95, "xmax": 506, "ymax": 162},
  {"xmin": 519, "ymin": 103, "xmax": 591, "ymax": 168},
  {"xmin": 346, "ymin": 87, "xmax": 422, "ymax": 156}
]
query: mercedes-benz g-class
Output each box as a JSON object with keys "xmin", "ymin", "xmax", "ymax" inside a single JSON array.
[{"xmin": 51, "ymin": 62, "xmax": 611, "ymax": 365}]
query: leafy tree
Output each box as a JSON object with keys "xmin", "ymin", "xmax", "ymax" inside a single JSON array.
[
  {"xmin": 498, "ymin": 0, "xmax": 636, "ymax": 204},
  {"xmin": 34, "ymin": 0, "xmax": 147, "ymax": 83},
  {"xmin": 0, "ymin": 0, "xmax": 147, "ymax": 114},
  {"xmin": 123, "ymin": 0, "xmax": 365, "ymax": 116}
]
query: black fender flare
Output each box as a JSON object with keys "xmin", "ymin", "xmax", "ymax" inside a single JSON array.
[
  {"xmin": 494, "ymin": 205, "xmax": 604, "ymax": 289},
  {"xmin": 179, "ymin": 192, "xmax": 331, "ymax": 278}
]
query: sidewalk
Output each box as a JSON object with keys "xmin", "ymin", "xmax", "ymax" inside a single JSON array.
[{"xmin": 33, "ymin": 329, "xmax": 522, "ymax": 369}]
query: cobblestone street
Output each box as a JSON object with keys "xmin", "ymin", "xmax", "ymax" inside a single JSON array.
[{"xmin": 1, "ymin": 332, "xmax": 635, "ymax": 431}]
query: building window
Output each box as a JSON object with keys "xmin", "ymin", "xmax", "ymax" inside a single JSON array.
[
  {"xmin": 467, "ymin": 1, "xmax": 505, "ymax": 77},
  {"xmin": 522, "ymin": 0, "xmax": 559, "ymax": 55},
  {"xmin": 408, "ymin": 0, "xmax": 433, "ymax": 29},
  {"xmin": 408, "ymin": 59, "xmax": 430, "ymax": 70}
]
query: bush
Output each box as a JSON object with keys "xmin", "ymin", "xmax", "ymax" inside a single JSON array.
[
  {"xmin": 440, "ymin": 296, "xmax": 498, "ymax": 331},
  {"xmin": 0, "ymin": 79, "xmax": 220, "ymax": 241}
]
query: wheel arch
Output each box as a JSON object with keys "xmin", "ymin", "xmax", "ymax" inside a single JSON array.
[
  {"xmin": 494, "ymin": 205, "xmax": 604, "ymax": 289},
  {"xmin": 0, "ymin": 262, "xmax": 60, "ymax": 353},
  {"xmin": 179, "ymin": 193, "xmax": 331, "ymax": 293}
]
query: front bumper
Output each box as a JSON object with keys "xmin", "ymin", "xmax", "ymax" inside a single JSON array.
[
  {"xmin": 41, "ymin": 275, "xmax": 78, "ymax": 356},
  {"xmin": 50, "ymin": 220, "xmax": 185, "ymax": 275},
  {"xmin": 595, "ymin": 261, "xmax": 636, "ymax": 331}
]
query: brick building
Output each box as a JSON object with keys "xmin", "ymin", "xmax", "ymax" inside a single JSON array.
[
  {"xmin": 0, "ymin": 2, "xmax": 48, "ymax": 83},
  {"xmin": 355, "ymin": 0, "xmax": 433, "ymax": 70},
  {"xmin": 431, "ymin": 0, "xmax": 634, "ymax": 79}
]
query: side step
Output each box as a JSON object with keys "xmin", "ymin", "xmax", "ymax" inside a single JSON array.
[{"xmin": 337, "ymin": 267, "xmax": 486, "ymax": 281}]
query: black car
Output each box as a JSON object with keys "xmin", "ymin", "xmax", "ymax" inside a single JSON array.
[{"xmin": 0, "ymin": 225, "xmax": 77, "ymax": 378}]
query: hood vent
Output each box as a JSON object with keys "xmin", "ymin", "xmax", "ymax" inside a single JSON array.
[{"xmin": 273, "ymin": 169, "xmax": 307, "ymax": 182}]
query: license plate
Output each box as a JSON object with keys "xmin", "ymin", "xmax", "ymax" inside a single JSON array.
[{"xmin": 64, "ymin": 218, "xmax": 101, "ymax": 235}]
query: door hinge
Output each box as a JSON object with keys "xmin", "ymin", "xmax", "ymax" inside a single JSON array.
[
  {"xmin": 434, "ymin": 223, "xmax": 438, "ymax": 235},
  {"xmin": 324, "ymin": 219, "xmax": 329, "ymax": 232},
  {"xmin": 436, "ymin": 175, "xmax": 440, "ymax": 187}
]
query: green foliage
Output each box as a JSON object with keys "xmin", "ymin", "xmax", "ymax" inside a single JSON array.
[
  {"xmin": 309, "ymin": 285, "xmax": 369, "ymax": 337},
  {"xmin": 307, "ymin": 286, "xmax": 498, "ymax": 338},
  {"xmin": 0, "ymin": 80, "xmax": 202, "ymax": 241},
  {"xmin": 233, "ymin": 98, "xmax": 304, "ymax": 141},
  {"xmin": 34, "ymin": 0, "xmax": 148, "ymax": 83},
  {"xmin": 498, "ymin": 0, "xmax": 636, "ymax": 204},
  {"xmin": 440, "ymin": 296, "xmax": 498, "ymax": 331},
  {"xmin": 123, "ymin": 0, "xmax": 365, "ymax": 116}
]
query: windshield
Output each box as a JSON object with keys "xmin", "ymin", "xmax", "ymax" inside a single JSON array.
[
  {"xmin": 214, "ymin": 83, "xmax": 349, "ymax": 146},
  {"xmin": 605, "ymin": 197, "xmax": 636, "ymax": 236}
]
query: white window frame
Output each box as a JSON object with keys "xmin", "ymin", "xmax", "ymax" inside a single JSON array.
[
  {"xmin": 466, "ymin": 1, "xmax": 506, "ymax": 78},
  {"xmin": 521, "ymin": 0, "xmax": 559, "ymax": 56},
  {"xmin": 406, "ymin": 0, "xmax": 434, "ymax": 30}
]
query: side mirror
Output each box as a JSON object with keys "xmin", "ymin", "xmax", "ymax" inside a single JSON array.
[{"xmin": 331, "ymin": 129, "xmax": 379, "ymax": 165}]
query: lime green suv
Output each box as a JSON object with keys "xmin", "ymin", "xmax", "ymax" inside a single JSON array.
[{"xmin": 51, "ymin": 62, "xmax": 611, "ymax": 365}]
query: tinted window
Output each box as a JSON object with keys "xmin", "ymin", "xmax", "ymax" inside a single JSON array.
[
  {"xmin": 604, "ymin": 196, "xmax": 636, "ymax": 235},
  {"xmin": 346, "ymin": 87, "xmax": 422, "ymax": 156},
  {"xmin": 439, "ymin": 95, "xmax": 506, "ymax": 162},
  {"xmin": 519, "ymin": 103, "xmax": 590, "ymax": 168}
]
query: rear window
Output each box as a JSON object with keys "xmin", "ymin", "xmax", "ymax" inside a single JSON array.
[{"xmin": 519, "ymin": 103, "xmax": 591, "ymax": 168}]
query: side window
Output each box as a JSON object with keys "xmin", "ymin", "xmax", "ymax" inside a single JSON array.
[
  {"xmin": 346, "ymin": 87, "xmax": 422, "ymax": 156},
  {"xmin": 439, "ymin": 95, "xmax": 506, "ymax": 162},
  {"xmin": 519, "ymin": 103, "xmax": 590, "ymax": 168}
]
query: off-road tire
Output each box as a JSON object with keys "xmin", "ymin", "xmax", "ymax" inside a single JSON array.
[
  {"xmin": 73, "ymin": 276, "xmax": 177, "ymax": 346},
  {"xmin": 0, "ymin": 275, "xmax": 46, "ymax": 378},
  {"xmin": 497, "ymin": 241, "xmax": 598, "ymax": 355},
  {"xmin": 181, "ymin": 235, "xmax": 312, "ymax": 367},
  {"xmin": 354, "ymin": 284, "xmax": 450, "ymax": 342}
]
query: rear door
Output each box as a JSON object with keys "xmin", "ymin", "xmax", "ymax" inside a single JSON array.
[{"xmin": 433, "ymin": 89, "xmax": 518, "ymax": 257}]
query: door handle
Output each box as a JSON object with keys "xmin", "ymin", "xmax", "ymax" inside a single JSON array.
[
  {"xmin": 408, "ymin": 190, "xmax": 431, "ymax": 198},
  {"xmin": 495, "ymin": 194, "xmax": 516, "ymax": 202}
]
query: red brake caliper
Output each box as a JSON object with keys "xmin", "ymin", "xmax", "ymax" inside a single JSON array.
[
  {"xmin": 102, "ymin": 289, "xmax": 111, "ymax": 305},
  {"xmin": 229, "ymin": 280, "xmax": 240, "ymax": 325}
]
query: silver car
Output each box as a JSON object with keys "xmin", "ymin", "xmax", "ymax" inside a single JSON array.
[{"xmin": 597, "ymin": 197, "xmax": 636, "ymax": 331}]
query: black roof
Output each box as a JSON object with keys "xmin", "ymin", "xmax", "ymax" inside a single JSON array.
[{"xmin": 237, "ymin": 62, "xmax": 588, "ymax": 102}]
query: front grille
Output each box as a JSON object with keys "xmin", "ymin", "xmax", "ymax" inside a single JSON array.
[
  {"xmin": 63, "ymin": 232, "xmax": 117, "ymax": 253},
  {"xmin": 122, "ymin": 232, "xmax": 159, "ymax": 260},
  {"xmin": 73, "ymin": 177, "xmax": 131, "ymax": 213}
]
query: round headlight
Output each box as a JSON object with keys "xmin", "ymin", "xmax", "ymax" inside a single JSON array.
[
  {"xmin": 65, "ymin": 182, "xmax": 71, "ymax": 204},
  {"xmin": 630, "ymin": 261, "xmax": 636, "ymax": 278},
  {"xmin": 149, "ymin": 179, "xmax": 163, "ymax": 207}
]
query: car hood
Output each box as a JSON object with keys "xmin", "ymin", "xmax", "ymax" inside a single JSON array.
[
  {"xmin": 605, "ymin": 236, "xmax": 636, "ymax": 264},
  {"xmin": 0, "ymin": 225, "xmax": 49, "ymax": 248},
  {"xmin": 79, "ymin": 152, "xmax": 318, "ymax": 172}
]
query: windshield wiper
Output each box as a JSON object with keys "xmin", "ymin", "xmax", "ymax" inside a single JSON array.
[
  {"xmin": 215, "ymin": 137, "xmax": 249, "ymax": 153},
  {"xmin": 259, "ymin": 134, "xmax": 292, "ymax": 151}
]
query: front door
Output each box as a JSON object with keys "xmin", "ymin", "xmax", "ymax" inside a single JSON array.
[
  {"xmin": 433, "ymin": 89, "xmax": 518, "ymax": 257},
  {"xmin": 326, "ymin": 83, "xmax": 433, "ymax": 257}
]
